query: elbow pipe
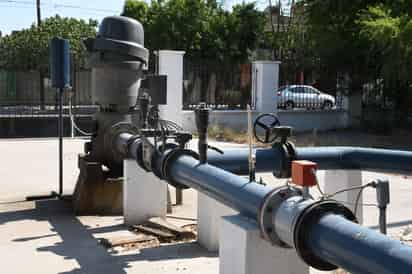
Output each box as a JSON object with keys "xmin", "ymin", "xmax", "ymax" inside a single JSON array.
[{"xmin": 207, "ymin": 146, "xmax": 412, "ymax": 176}]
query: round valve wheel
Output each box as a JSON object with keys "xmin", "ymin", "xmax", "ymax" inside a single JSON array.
[{"xmin": 253, "ymin": 113, "xmax": 281, "ymax": 143}]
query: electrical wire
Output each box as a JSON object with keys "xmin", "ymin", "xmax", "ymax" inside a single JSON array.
[
  {"xmin": 311, "ymin": 168, "xmax": 325, "ymax": 198},
  {"xmin": 69, "ymin": 96, "xmax": 94, "ymax": 136}
]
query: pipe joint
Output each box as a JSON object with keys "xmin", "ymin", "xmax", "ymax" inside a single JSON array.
[
  {"xmin": 258, "ymin": 186, "xmax": 301, "ymax": 247},
  {"xmin": 292, "ymin": 200, "xmax": 356, "ymax": 270},
  {"xmin": 161, "ymin": 148, "xmax": 199, "ymax": 189}
]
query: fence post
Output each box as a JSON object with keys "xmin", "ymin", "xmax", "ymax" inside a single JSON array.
[{"xmin": 251, "ymin": 61, "xmax": 280, "ymax": 114}]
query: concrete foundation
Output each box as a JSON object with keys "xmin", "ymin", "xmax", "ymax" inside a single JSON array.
[
  {"xmin": 197, "ymin": 192, "xmax": 237, "ymax": 251},
  {"xmin": 73, "ymin": 155, "xmax": 123, "ymax": 215},
  {"xmin": 323, "ymin": 170, "xmax": 363, "ymax": 223},
  {"xmin": 220, "ymin": 214, "xmax": 309, "ymax": 274},
  {"xmin": 123, "ymin": 159, "xmax": 167, "ymax": 225}
]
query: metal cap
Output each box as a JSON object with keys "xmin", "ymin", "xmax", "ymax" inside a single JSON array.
[{"xmin": 85, "ymin": 16, "xmax": 149, "ymax": 64}]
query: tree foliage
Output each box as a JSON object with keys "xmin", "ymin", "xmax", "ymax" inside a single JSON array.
[
  {"xmin": 122, "ymin": 0, "xmax": 265, "ymax": 64},
  {"xmin": 0, "ymin": 16, "xmax": 98, "ymax": 71}
]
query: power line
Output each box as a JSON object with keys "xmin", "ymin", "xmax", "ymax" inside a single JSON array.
[{"xmin": 0, "ymin": 0, "xmax": 120, "ymax": 13}]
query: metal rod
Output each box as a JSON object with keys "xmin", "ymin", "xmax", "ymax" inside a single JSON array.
[
  {"xmin": 58, "ymin": 88, "xmax": 63, "ymax": 197},
  {"xmin": 379, "ymin": 207, "xmax": 387, "ymax": 234}
]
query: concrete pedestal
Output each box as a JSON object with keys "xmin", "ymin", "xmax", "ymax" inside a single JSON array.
[
  {"xmin": 123, "ymin": 159, "xmax": 167, "ymax": 225},
  {"xmin": 220, "ymin": 214, "xmax": 309, "ymax": 274},
  {"xmin": 158, "ymin": 50, "xmax": 185, "ymax": 126},
  {"xmin": 322, "ymin": 170, "xmax": 363, "ymax": 223},
  {"xmin": 197, "ymin": 192, "xmax": 237, "ymax": 251},
  {"xmin": 251, "ymin": 61, "xmax": 280, "ymax": 113}
]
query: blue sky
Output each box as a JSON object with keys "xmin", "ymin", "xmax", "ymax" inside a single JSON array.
[{"xmin": 0, "ymin": 0, "xmax": 291, "ymax": 35}]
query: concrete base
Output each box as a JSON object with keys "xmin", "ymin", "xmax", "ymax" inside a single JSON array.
[
  {"xmin": 123, "ymin": 159, "xmax": 167, "ymax": 225},
  {"xmin": 73, "ymin": 155, "xmax": 123, "ymax": 215},
  {"xmin": 220, "ymin": 215, "xmax": 309, "ymax": 274},
  {"xmin": 197, "ymin": 192, "xmax": 237, "ymax": 251},
  {"xmin": 323, "ymin": 170, "xmax": 363, "ymax": 222}
]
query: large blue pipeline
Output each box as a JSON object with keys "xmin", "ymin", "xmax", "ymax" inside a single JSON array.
[
  {"xmin": 117, "ymin": 132, "xmax": 412, "ymax": 274},
  {"xmin": 207, "ymin": 146, "xmax": 412, "ymax": 176}
]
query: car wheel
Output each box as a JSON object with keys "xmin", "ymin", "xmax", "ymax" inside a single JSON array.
[
  {"xmin": 285, "ymin": 101, "xmax": 294, "ymax": 110},
  {"xmin": 323, "ymin": 101, "xmax": 333, "ymax": 110}
]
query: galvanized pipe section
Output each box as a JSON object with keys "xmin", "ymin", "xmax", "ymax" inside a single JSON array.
[
  {"xmin": 309, "ymin": 213, "xmax": 412, "ymax": 274},
  {"xmin": 208, "ymin": 146, "xmax": 412, "ymax": 175}
]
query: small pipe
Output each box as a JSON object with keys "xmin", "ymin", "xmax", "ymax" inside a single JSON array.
[{"xmin": 379, "ymin": 207, "xmax": 387, "ymax": 235}]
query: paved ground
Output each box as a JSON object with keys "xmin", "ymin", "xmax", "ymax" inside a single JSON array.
[{"xmin": 0, "ymin": 138, "xmax": 411, "ymax": 274}]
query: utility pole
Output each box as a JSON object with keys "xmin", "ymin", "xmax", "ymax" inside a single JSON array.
[
  {"xmin": 36, "ymin": 0, "xmax": 45, "ymax": 110},
  {"xmin": 36, "ymin": 0, "xmax": 41, "ymax": 26}
]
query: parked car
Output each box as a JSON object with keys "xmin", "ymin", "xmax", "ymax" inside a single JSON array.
[{"xmin": 277, "ymin": 85, "xmax": 336, "ymax": 110}]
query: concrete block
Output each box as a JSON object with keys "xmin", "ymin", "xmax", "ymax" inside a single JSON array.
[
  {"xmin": 197, "ymin": 192, "xmax": 237, "ymax": 251},
  {"xmin": 123, "ymin": 159, "xmax": 167, "ymax": 225},
  {"xmin": 322, "ymin": 170, "xmax": 363, "ymax": 223},
  {"xmin": 220, "ymin": 214, "xmax": 309, "ymax": 274}
]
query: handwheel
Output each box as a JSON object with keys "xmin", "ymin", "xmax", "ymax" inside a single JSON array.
[{"xmin": 253, "ymin": 113, "xmax": 281, "ymax": 143}]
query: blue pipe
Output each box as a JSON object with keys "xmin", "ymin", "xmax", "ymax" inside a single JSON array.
[
  {"xmin": 168, "ymin": 154, "xmax": 271, "ymax": 218},
  {"xmin": 208, "ymin": 146, "xmax": 412, "ymax": 175},
  {"xmin": 164, "ymin": 152, "xmax": 412, "ymax": 273},
  {"xmin": 309, "ymin": 213, "xmax": 412, "ymax": 274}
]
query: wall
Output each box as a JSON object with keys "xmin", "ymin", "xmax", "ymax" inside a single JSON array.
[{"xmin": 181, "ymin": 109, "xmax": 349, "ymax": 133}]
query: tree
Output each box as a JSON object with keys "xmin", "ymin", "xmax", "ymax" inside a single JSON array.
[
  {"xmin": 122, "ymin": 0, "xmax": 265, "ymax": 64},
  {"xmin": 0, "ymin": 16, "xmax": 97, "ymax": 108},
  {"xmin": 0, "ymin": 16, "xmax": 97, "ymax": 71}
]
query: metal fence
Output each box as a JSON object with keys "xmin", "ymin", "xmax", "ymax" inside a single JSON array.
[
  {"xmin": 183, "ymin": 60, "xmax": 251, "ymax": 110},
  {"xmin": 0, "ymin": 69, "xmax": 97, "ymax": 117}
]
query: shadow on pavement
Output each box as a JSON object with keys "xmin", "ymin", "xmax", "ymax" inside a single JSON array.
[{"xmin": 0, "ymin": 199, "xmax": 216, "ymax": 274}]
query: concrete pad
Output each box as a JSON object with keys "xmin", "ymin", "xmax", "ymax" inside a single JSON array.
[
  {"xmin": 197, "ymin": 193, "xmax": 237, "ymax": 251},
  {"xmin": 220, "ymin": 214, "xmax": 308, "ymax": 274},
  {"xmin": 0, "ymin": 138, "xmax": 86, "ymax": 201},
  {"xmin": 124, "ymin": 159, "xmax": 167, "ymax": 225}
]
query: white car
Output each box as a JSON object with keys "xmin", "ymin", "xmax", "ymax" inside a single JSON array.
[{"xmin": 277, "ymin": 85, "xmax": 335, "ymax": 110}]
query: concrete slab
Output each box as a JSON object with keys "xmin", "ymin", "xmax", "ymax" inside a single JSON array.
[
  {"xmin": 0, "ymin": 138, "xmax": 86, "ymax": 201},
  {"xmin": 0, "ymin": 199, "xmax": 218, "ymax": 274}
]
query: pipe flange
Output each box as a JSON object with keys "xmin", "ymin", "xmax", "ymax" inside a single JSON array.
[
  {"xmin": 151, "ymin": 143, "xmax": 178, "ymax": 178},
  {"xmin": 293, "ymin": 200, "xmax": 357, "ymax": 271},
  {"xmin": 162, "ymin": 148, "xmax": 199, "ymax": 189},
  {"xmin": 134, "ymin": 141, "xmax": 148, "ymax": 171},
  {"xmin": 105, "ymin": 122, "xmax": 139, "ymax": 162},
  {"xmin": 258, "ymin": 186, "xmax": 302, "ymax": 247}
]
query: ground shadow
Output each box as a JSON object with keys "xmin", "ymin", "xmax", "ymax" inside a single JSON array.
[{"xmin": 1, "ymin": 199, "xmax": 216, "ymax": 274}]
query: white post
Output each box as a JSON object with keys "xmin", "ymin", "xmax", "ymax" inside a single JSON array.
[
  {"xmin": 251, "ymin": 61, "xmax": 280, "ymax": 113},
  {"xmin": 220, "ymin": 215, "xmax": 309, "ymax": 274},
  {"xmin": 197, "ymin": 193, "xmax": 237, "ymax": 251},
  {"xmin": 123, "ymin": 159, "xmax": 167, "ymax": 225},
  {"xmin": 157, "ymin": 50, "xmax": 185, "ymax": 126},
  {"xmin": 322, "ymin": 170, "xmax": 363, "ymax": 223}
]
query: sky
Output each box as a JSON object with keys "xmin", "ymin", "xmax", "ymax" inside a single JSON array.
[{"xmin": 0, "ymin": 0, "xmax": 291, "ymax": 35}]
